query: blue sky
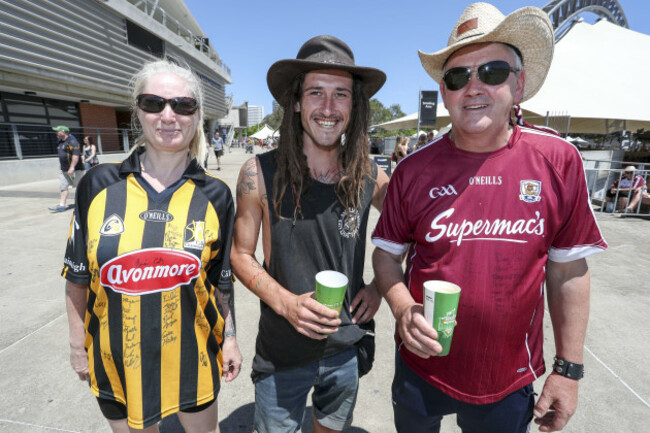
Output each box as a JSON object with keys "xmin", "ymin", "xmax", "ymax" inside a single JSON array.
[{"xmin": 185, "ymin": 0, "xmax": 650, "ymax": 117}]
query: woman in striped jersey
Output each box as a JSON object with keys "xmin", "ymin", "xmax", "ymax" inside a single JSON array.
[{"xmin": 62, "ymin": 59, "xmax": 240, "ymax": 432}]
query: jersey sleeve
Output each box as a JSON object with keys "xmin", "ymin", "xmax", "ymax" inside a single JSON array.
[
  {"xmin": 206, "ymin": 183, "xmax": 235, "ymax": 290},
  {"xmin": 634, "ymin": 175, "xmax": 646, "ymax": 189},
  {"xmin": 371, "ymin": 165, "xmax": 411, "ymax": 256},
  {"xmin": 548, "ymin": 146, "xmax": 607, "ymax": 262},
  {"xmin": 61, "ymin": 174, "xmax": 91, "ymax": 285},
  {"xmin": 69, "ymin": 136, "xmax": 81, "ymax": 156}
]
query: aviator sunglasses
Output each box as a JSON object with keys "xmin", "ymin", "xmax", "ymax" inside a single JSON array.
[
  {"xmin": 136, "ymin": 94, "xmax": 199, "ymax": 115},
  {"xmin": 442, "ymin": 60, "xmax": 520, "ymax": 91}
]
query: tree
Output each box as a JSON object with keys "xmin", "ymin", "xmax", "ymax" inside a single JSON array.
[
  {"xmin": 246, "ymin": 125, "xmax": 259, "ymax": 137},
  {"xmin": 370, "ymin": 99, "xmax": 392, "ymax": 126},
  {"xmin": 262, "ymin": 106, "xmax": 284, "ymax": 130},
  {"xmin": 389, "ymin": 104, "xmax": 406, "ymax": 119},
  {"xmin": 370, "ymin": 99, "xmax": 406, "ymax": 127}
]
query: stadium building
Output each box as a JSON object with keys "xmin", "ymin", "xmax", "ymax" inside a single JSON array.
[{"xmin": 0, "ymin": 0, "xmax": 232, "ymax": 184}]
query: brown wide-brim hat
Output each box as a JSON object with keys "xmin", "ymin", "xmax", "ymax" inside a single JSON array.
[
  {"xmin": 267, "ymin": 35, "xmax": 386, "ymax": 107},
  {"xmin": 418, "ymin": 2, "xmax": 554, "ymax": 102}
]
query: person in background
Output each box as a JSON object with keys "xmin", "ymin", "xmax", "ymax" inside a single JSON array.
[
  {"xmin": 416, "ymin": 133, "xmax": 428, "ymax": 150},
  {"xmin": 393, "ymin": 135, "xmax": 409, "ymax": 163},
  {"xmin": 230, "ymin": 35, "xmax": 389, "ymax": 433},
  {"xmin": 211, "ymin": 130, "xmax": 224, "ymax": 170},
  {"xmin": 641, "ymin": 182, "xmax": 650, "ymax": 206},
  {"xmin": 372, "ymin": 3, "xmax": 607, "ymax": 432},
  {"xmin": 62, "ymin": 59, "xmax": 241, "ymax": 432},
  {"xmin": 220, "ymin": 126, "xmax": 229, "ymax": 152},
  {"xmin": 81, "ymin": 136, "xmax": 99, "ymax": 171},
  {"xmin": 49, "ymin": 125, "xmax": 85, "ymax": 213},
  {"xmin": 603, "ymin": 165, "xmax": 646, "ymax": 213},
  {"xmin": 245, "ymin": 137, "xmax": 254, "ymax": 154}
]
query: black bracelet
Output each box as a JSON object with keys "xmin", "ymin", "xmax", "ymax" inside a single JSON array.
[{"xmin": 553, "ymin": 356, "xmax": 584, "ymax": 380}]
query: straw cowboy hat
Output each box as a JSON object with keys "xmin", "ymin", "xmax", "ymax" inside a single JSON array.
[
  {"xmin": 267, "ymin": 35, "xmax": 386, "ymax": 106},
  {"xmin": 418, "ymin": 2, "xmax": 554, "ymax": 102}
]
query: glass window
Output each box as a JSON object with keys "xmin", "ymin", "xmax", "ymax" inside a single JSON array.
[
  {"xmin": 9, "ymin": 115, "xmax": 48, "ymax": 124},
  {"xmin": 126, "ymin": 20, "xmax": 164, "ymax": 58},
  {"xmin": 45, "ymin": 100, "xmax": 79, "ymax": 119},
  {"xmin": 47, "ymin": 107, "xmax": 78, "ymax": 119},
  {"xmin": 5, "ymin": 102, "xmax": 47, "ymax": 116},
  {"xmin": 0, "ymin": 92, "xmax": 81, "ymax": 158}
]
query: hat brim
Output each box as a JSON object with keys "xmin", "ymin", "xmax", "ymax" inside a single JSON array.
[
  {"xmin": 267, "ymin": 59, "xmax": 386, "ymax": 107},
  {"xmin": 418, "ymin": 6, "xmax": 553, "ymax": 102}
]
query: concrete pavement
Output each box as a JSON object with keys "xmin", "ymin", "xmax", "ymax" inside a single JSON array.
[{"xmin": 1, "ymin": 146, "xmax": 648, "ymax": 432}]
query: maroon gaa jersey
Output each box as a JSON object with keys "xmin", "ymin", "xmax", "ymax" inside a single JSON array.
[{"xmin": 372, "ymin": 125, "xmax": 606, "ymax": 404}]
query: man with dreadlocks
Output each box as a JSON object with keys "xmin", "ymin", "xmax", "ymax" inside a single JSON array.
[{"xmin": 230, "ymin": 35, "xmax": 389, "ymax": 433}]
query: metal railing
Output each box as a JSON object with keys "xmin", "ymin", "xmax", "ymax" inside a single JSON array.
[
  {"xmin": 585, "ymin": 159, "xmax": 649, "ymax": 216},
  {"xmin": 128, "ymin": 0, "xmax": 230, "ymax": 75},
  {"xmin": 0, "ymin": 123, "xmax": 132, "ymax": 160},
  {"xmin": 225, "ymin": 127, "xmax": 235, "ymax": 149},
  {"xmin": 0, "ymin": 122, "xmax": 247, "ymax": 160},
  {"xmin": 226, "ymin": 93, "xmax": 234, "ymax": 113}
]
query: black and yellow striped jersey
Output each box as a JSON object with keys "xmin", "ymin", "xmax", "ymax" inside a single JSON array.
[{"xmin": 61, "ymin": 150, "xmax": 234, "ymax": 428}]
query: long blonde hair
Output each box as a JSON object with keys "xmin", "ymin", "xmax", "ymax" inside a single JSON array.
[{"xmin": 129, "ymin": 59, "xmax": 207, "ymax": 165}]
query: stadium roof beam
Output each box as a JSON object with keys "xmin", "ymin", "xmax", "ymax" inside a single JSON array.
[{"xmin": 543, "ymin": 0, "xmax": 628, "ymax": 41}]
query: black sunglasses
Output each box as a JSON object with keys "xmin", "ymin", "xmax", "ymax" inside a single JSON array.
[
  {"xmin": 442, "ymin": 61, "xmax": 519, "ymax": 91},
  {"xmin": 136, "ymin": 94, "xmax": 199, "ymax": 115}
]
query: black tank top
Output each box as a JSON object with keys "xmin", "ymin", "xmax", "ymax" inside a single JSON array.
[{"xmin": 252, "ymin": 149, "xmax": 377, "ymax": 375}]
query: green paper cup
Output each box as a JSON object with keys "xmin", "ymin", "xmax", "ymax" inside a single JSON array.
[
  {"xmin": 423, "ymin": 280, "xmax": 461, "ymax": 356},
  {"xmin": 315, "ymin": 270, "xmax": 348, "ymax": 315}
]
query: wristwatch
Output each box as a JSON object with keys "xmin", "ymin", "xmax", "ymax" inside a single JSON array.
[{"xmin": 553, "ymin": 356, "xmax": 584, "ymax": 380}]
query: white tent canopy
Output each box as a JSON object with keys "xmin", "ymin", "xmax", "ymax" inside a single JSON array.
[
  {"xmin": 372, "ymin": 105, "xmax": 451, "ymax": 131},
  {"xmin": 522, "ymin": 20, "xmax": 650, "ymax": 134},
  {"xmin": 250, "ymin": 124, "xmax": 277, "ymax": 140},
  {"xmin": 373, "ymin": 105, "xmax": 538, "ymax": 132}
]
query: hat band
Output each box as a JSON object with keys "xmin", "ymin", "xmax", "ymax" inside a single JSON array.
[{"xmin": 456, "ymin": 31, "xmax": 486, "ymax": 43}]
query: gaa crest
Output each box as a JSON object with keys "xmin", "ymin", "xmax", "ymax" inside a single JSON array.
[{"xmin": 519, "ymin": 180, "xmax": 542, "ymax": 203}]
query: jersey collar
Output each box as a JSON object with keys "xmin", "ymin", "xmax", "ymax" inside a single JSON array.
[{"xmin": 119, "ymin": 148, "xmax": 207, "ymax": 183}]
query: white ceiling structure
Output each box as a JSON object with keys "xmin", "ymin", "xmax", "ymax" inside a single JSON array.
[
  {"xmin": 373, "ymin": 103, "xmax": 540, "ymax": 132},
  {"xmin": 522, "ymin": 19, "xmax": 650, "ymax": 134}
]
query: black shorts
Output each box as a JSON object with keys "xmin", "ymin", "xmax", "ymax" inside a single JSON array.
[
  {"xmin": 392, "ymin": 353, "xmax": 535, "ymax": 433},
  {"xmin": 96, "ymin": 397, "xmax": 214, "ymax": 420},
  {"xmin": 214, "ymin": 149, "xmax": 224, "ymax": 158},
  {"xmin": 606, "ymin": 189, "xmax": 634, "ymax": 199}
]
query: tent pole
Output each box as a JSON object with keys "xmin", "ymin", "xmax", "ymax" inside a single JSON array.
[{"xmin": 417, "ymin": 90, "xmax": 421, "ymax": 136}]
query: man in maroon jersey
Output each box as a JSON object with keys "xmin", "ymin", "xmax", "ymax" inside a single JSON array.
[{"xmin": 372, "ymin": 3, "xmax": 607, "ymax": 433}]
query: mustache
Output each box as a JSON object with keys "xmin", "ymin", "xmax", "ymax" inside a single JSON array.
[{"xmin": 313, "ymin": 114, "xmax": 344, "ymax": 121}]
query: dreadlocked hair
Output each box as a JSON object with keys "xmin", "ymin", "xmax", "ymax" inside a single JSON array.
[{"xmin": 272, "ymin": 73, "xmax": 373, "ymax": 228}]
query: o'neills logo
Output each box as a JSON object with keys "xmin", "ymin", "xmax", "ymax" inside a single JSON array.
[
  {"xmin": 139, "ymin": 210, "xmax": 174, "ymax": 222},
  {"xmin": 100, "ymin": 248, "xmax": 200, "ymax": 295},
  {"xmin": 425, "ymin": 209, "xmax": 545, "ymax": 246}
]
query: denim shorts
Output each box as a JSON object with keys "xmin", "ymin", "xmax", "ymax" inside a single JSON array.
[
  {"xmin": 253, "ymin": 346, "xmax": 359, "ymax": 433},
  {"xmin": 392, "ymin": 353, "xmax": 535, "ymax": 433}
]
